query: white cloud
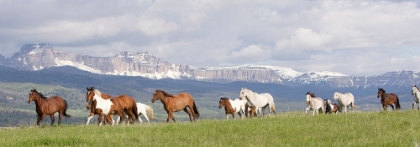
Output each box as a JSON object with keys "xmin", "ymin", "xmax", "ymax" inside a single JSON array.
[{"xmin": 0, "ymin": 0, "xmax": 420, "ymax": 76}]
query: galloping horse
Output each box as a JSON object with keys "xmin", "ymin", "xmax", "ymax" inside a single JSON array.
[
  {"xmin": 85, "ymin": 100, "xmax": 115, "ymax": 125},
  {"xmin": 116, "ymin": 102, "xmax": 154, "ymax": 124},
  {"xmin": 305, "ymin": 92, "xmax": 323, "ymax": 116},
  {"xmin": 27, "ymin": 89, "xmax": 71, "ymax": 127},
  {"xmin": 85, "ymin": 87, "xmax": 124, "ymax": 126},
  {"xmin": 86, "ymin": 87, "xmax": 139, "ymax": 125},
  {"xmin": 333, "ymin": 92, "xmax": 357, "ymax": 113},
  {"xmin": 218, "ymin": 97, "xmax": 246, "ymax": 119},
  {"xmin": 377, "ymin": 88, "xmax": 401, "ymax": 111},
  {"xmin": 412, "ymin": 85, "xmax": 420, "ymax": 110},
  {"xmin": 324, "ymin": 99, "xmax": 341, "ymax": 114},
  {"xmin": 239, "ymin": 88, "xmax": 276, "ymax": 118},
  {"xmin": 151, "ymin": 90, "xmax": 200, "ymax": 123}
]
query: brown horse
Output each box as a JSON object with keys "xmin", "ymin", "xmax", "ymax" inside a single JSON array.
[
  {"xmin": 86, "ymin": 87, "xmax": 138, "ymax": 125},
  {"xmin": 151, "ymin": 90, "xmax": 200, "ymax": 123},
  {"xmin": 377, "ymin": 88, "xmax": 401, "ymax": 111},
  {"xmin": 27, "ymin": 89, "xmax": 71, "ymax": 127}
]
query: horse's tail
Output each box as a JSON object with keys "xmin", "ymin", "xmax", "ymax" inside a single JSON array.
[
  {"xmin": 63, "ymin": 99, "xmax": 71, "ymax": 117},
  {"xmin": 193, "ymin": 100, "xmax": 200, "ymax": 119},
  {"xmin": 132, "ymin": 101, "xmax": 139, "ymax": 121},
  {"xmin": 146, "ymin": 105, "xmax": 154, "ymax": 120},
  {"xmin": 351, "ymin": 102, "xmax": 359, "ymax": 108},
  {"xmin": 270, "ymin": 101, "xmax": 276, "ymax": 114},
  {"xmin": 396, "ymin": 96, "xmax": 401, "ymax": 109}
]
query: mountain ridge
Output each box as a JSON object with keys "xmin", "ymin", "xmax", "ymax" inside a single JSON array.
[{"xmin": 1, "ymin": 43, "xmax": 419, "ymax": 89}]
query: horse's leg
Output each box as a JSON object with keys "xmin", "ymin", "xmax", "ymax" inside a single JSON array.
[
  {"xmin": 167, "ymin": 111, "xmax": 176, "ymax": 123},
  {"xmin": 183, "ymin": 107, "xmax": 193, "ymax": 122},
  {"xmin": 390, "ymin": 104, "xmax": 395, "ymax": 110},
  {"xmin": 97, "ymin": 114, "xmax": 103, "ymax": 126},
  {"xmin": 50, "ymin": 114, "xmax": 55, "ymax": 126},
  {"xmin": 37, "ymin": 114, "xmax": 43, "ymax": 127},
  {"xmin": 138, "ymin": 114, "xmax": 144, "ymax": 124},
  {"xmin": 58, "ymin": 111, "xmax": 63, "ymax": 125},
  {"xmin": 413, "ymin": 102, "xmax": 415, "ymax": 110},
  {"xmin": 86, "ymin": 114, "xmax": 94, "ymax": 125},
  {"xmin": 250, "ymin": 107, "xmax": 255, "ymax": 118}
]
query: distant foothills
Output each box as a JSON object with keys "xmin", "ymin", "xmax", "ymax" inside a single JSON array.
[{"xmin": 0, "ymin": 43, "xmax": 419, "ymax": 89}]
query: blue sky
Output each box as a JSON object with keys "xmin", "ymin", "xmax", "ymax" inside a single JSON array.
[{"xmin": 0, "ymin": 0, "xmax": 419, "ymax": 76}]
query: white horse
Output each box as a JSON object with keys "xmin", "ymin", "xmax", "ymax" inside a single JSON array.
[
  {"xmin": 412, "ymin": 85, "xmax": 420, "ymax": 110},
  {"xmin": 116, "ymin": 102, "xmax": 154, "ymax": 124},
  {"xmin": 239, "ymin": 88, "xmax": 276, "ymax": 117},
  {"xmin": 333, "ymin": 92, "xmax": 357, "ymax": 113},
  {"xmin": 305, "ymin": 92, "xmax": 323, "ymax": 116}
]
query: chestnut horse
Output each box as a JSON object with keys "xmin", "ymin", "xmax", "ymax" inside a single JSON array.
[
  {"xmin": 27, "ymin": 89, "xmax": 71, "ymax": 127},
  {"xmin": 218, "ymin": 97, "xmax": 246, "ymax": 119},
  {"xmin": 151, "ymin": 90, "xmax": 200, "ymax": 123},
  {"xmin": 377, "ymin": 88, "xmax": 401, "ymax": 111},
  {"xmin": 86, "ymin": 87, "xmax": 139, "ymax": 125}
]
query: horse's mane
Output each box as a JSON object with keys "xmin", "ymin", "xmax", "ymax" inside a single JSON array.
[
  {"xmin": 220, "ymin": 97, "xmax": 230, "ymax": 100},
  {"xmin": 306, "ymin": 92, "xmax": 316, "ymax": 97},
  {"xmin": 93, "ymin": 89, "xmax": 113, "ymax": 98},
  {"xmin": 378, "ymin": 88, "xmax": 386, "ymax": 93},
  {"xmin": 157, "ymin": 90, "xmax": 175, "ymax": 97},
  {"xmin": 31, "ymin": 89, "xmax": 47, "ymax": 99}
]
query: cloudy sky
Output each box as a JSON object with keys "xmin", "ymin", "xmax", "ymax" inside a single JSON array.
[{"xmin": 0, "ymin": 0, "xmax": 419, "ymax": 76}]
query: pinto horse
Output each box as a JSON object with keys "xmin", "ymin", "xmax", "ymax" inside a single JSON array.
[
  {"xmin": 85, "ymin": 100, "xmax": 115, "ymax": 125},
  {"xmin": 377, "ymin": 88, "xmax": 401, "ymax": 111},
  {"xmin": 218, "ymin": 97, "xmax": 246, "ymax": 119},
  {"xmin": 86, "ymin": 87, "xmax": 139, "ymax": 125},
  {"xmin": 324, "ymin": 99, "xmax": 341, "ymax": 114},
  {"xmin": 27, "ymin": 89, "xmax": 71, "ymax": 127},
  {"xmin": 412, "ymin": 85, "xmax": 420, "ymax": 110},
  {"xmin": 151, "ymin": 90, "xmax": 200, "ymax": 123}
]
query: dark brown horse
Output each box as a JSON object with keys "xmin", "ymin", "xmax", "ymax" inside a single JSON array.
[
  {"xmin": 377, "ymin": 88, "xmax": 401, "ymax": 111},
  {"xmin": 86, "ymin": 87, "xmax": 138, "ymax": 125},
  {"xmin": 151, "ymin": 90, "xmax": 200, "ymax": 123},
  {"xmin": 27, "ymin": 89, "xmax": 71, "ymax": 127}
]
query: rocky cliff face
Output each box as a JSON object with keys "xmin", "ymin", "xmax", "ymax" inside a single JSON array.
[{"xmin": 4, "ymin": 43, "xmax": 420, "ymax": 89}]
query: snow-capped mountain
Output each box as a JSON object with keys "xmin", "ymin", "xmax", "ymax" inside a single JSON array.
[{"xmin": 2, "ymin": 43, "xmax": 419, "ymax": 89}]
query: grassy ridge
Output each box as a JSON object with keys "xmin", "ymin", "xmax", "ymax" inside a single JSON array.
[{"xmin": 1, "ymin": 110, "xmax": 420, "ymax": 146}]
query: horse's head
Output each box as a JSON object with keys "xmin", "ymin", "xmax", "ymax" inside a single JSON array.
[
  {"xmin": 151, "ymin": 90, "xmax": 164, "ymax": 103},
  {"xmin": 86, "ymin": 87, "xmax": 95, "ymax": 103},
  {"xmin": 305, "ymin": 94, "xmax": 311, "ymax": 104},
  {"xmin": 28, "ymin": 89, "xmax": 45, "ymax": 103},
  {"xmin": 412, "ymin": 85, "xmax": 419, "ymax": 95},
  {"xmin": 239, "ymin": 88, "xmax": 249, "ymax": 100},
  {"xmin": 218, "ymin": 97, "xmax": 227, "ymax": 109},
  {"xmin": 377, "ymin": 88, "xmax": 385, "ymax": 98},
  {"xmin": 332, "ymin": 92, "xmax": 339, "ymax": 100}
]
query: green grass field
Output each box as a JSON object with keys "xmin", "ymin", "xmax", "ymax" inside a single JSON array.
[{"xmin": 1, "ymin": 110, "xmax": 420, "ymax": 147}]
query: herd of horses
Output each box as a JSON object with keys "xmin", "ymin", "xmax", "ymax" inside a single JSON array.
[{"xmin": 25, "ymin": 85, "xmax": 420, "ymax": 126}]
